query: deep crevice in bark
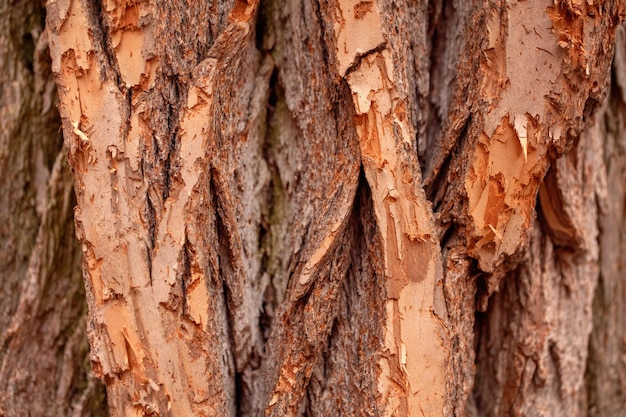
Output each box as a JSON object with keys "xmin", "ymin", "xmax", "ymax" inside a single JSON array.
[
  {"xmin": 427, "ymin": 114, "xmax": 471, "ymax": 207},
  {"xmin": 422, "ymin": 0, "xmax": 467, "ymax": 183},
  {"xmin": 162, "ymin": 77, "xmax": 183, "ymax": 202},
  {"xmin": 536, "ymin": 176, "xmax": 581, "ymax": 252},
  {"xmin": 87, "ymin": 0, "xmax": 122, "ymax": 85},
  {"xmin": 302, "ymin": 170, "xmax": 386, "ymax": 416},
  {"xmin": 258, "ymin": 66, "xmax": 282, "ymax": 342},
  {"xmin": 145, "ymin": 189, "xmax": 157, "ymax": 251},
  {"xmin": 422, "ymin": 0, "xmax": 446, "ymax": 164},
  {"xmin": 211, "ymin": 169, "xmax": 238, "ymax": 303},
  {"xmin": 19, "ymin": 32, "xmax": 36, "ymax": 74},
  {"xmin": 472, "ymin": 265, "xmax": 525, "ymax": 416},
  {"xmin": 473, "ymin": 266, "xmax": 491, "ymax": 312},
  {"xmin": 209, "ymin": 167, "xmax": 251, "ymax": 415},
  {"xmin": 254, "ymin": 0, "xmax": 271, "ymax": 52},
  {"xmin": 180, "ymin": 237, "xmax": 191, "ymax": 316}
]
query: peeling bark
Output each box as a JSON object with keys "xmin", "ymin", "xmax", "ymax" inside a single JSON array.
[
  {"xmin": 42, "ymin": 0, "xmax": 626, "ymax": 416},
  {"xmin": 0, "ymin": 1, "xmax": 107, "ymax": 416},
  {"xmin": 329, "ymin": 1, "xmax": 447, "ymax": 413}
]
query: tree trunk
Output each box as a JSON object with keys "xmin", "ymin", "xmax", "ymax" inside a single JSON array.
[
  {"xmin": 0, "ymin": 1, "xmax": 107, "ymax": 416},
  {"xmin": 39, "ymin": 0, "xmax": 626, "ymax": 416}
]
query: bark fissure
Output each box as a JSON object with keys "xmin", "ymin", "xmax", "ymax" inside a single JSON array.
[
  {"xmin": 427, "ymin": 114, "xmax": 472, "ymax": 210},
  {"xmin": 145, "ymin": 190, "xmax": 156, "ymax": 252},
  {"xmin": 422, "ymin": 0, "xmax": 474, "ymax": 186},
  {"xmin": 179, "ymin": 237, "xmax": 191, "ymax": 317},
  {"xmin": 87, "ymin": 0, "xmax": 123, "ymax": 86},
  {"xmin": 258, "ymin": 65, "xmax": 287, "ymax": 311},
  {"xmin": 303, "ymin": 171, "xmax": 386, "ymax": 417}
]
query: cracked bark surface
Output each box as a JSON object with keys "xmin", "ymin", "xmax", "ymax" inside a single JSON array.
[
  {"xmin": 35, "ymin": 0, "xmax": 626, "ymax": 415},
  {"xmin": 0, "ymin": 1, "xmax": 107, "ymax": 416}
]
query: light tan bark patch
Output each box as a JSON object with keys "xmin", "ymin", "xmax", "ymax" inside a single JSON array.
[{"xmin": 332, "ymin": 1, "xmax": 448, "ymax": 415}]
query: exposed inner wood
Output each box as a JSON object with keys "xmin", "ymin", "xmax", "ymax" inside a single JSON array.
[{"xmin": 331, "ymin": 1, "xmax": 448, "ymax": 415}]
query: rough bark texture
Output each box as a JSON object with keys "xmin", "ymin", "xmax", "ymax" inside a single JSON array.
[
  {"xmin": 0, "ymin": 1, "xmax": 107, "ymax": 416},
  {"xmin": 583, "ymin": 25, "xmax": 626, "ymax": 417},
  {"xmin": 471, "ymin": 13, "xmax": 626, "ymax": 417},
  {"xmin": 36, "ymin": 0, "xmax": 626, "ymax": 416}
]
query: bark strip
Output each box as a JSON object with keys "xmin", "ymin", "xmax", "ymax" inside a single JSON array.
[{"xmin": 331, "ymin": 1, "xmax": 448, "ymax": 414}]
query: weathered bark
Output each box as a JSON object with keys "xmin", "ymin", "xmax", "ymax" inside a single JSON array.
[
  {"xmin": 434, "ymin": 2, "xmax": 625, "ymax": 415},
  {"xmin": 0, "ymin": 1, "xmax": 107, "ymax": 416},
  {"xmin": 583, "ymin": 26, "xmax": 626, "ymax": 416},
  {"xmin": 471, "ymin": 13, "xmax": 626, "ymax": 417},
  {"xmin": 42, "ymin": 0, "xmax": 626, "ymax": 416}
]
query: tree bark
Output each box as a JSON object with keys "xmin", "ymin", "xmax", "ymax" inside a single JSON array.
[
  {"xmin": 41, "ymin": 0, "xmax": 626, "ymax": 416},
  {"xmin": 0, "ymin": 1, "xmax": 107, "ymax": 416},
  {"xmin": 582, "ymin": 25, "xmax": 626, "ymax": 417}
]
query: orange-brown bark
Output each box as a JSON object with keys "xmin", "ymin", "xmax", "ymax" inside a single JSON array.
[
  {"xmin": 331, "ymin": 1, "xmax": 447, "ymax": 413},
  {"xmin": 44, "ymin": 0, "xmax": 626, "ymax": 416},
  {"xmin": 0, "ymin": 1, "xmax": 107, "ymax": 415}
]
